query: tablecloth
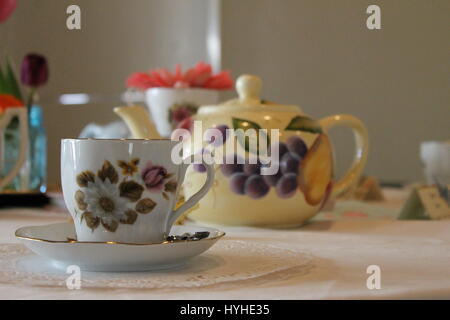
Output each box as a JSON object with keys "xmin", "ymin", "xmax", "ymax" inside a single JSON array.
[{"xmin": 0, "ymin": 189, "xmax": 449, "ymax": 300}]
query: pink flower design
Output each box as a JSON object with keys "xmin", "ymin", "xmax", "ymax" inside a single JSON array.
[
  {"xmin": 141, "ymin": 161, "xmax": 168, "ymax": 192},
  {"xmin": 171, "ymin": 106, "xmax": 192, "ymax": 124},
  {"xmin": 0, "ymin": 0, "xmax": 16, "ymax": 23},
  {"xmin": 176, "ymin": 116, "xmax": 193, "ymax": 132},
  {"xmin": 126, "ymin": 62, "xmax": 233, "ymax": 91},
  {"xmin": 126, "ymin": 72, "xmax": 158, "ymax": 90}
]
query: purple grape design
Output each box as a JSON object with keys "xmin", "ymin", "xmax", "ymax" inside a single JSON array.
[
  {"xmin": 190, "ymin": 126, "xmax": 310, "ymax": 200},
  {"xmin": 286, "ymin": 136, "xmax": 308, "ymax": 158},
  {"xmin": 229, "ymin": 173, "xmax": 249, "ymax": 195},
  {"xmin": 276, "ymin": 173, "xmax": 298, "ymax": 198},
  {"xmin": 244, "ymin": 175, "xmax": 270, "ymax": 199},
  {"xmin": 280, "ymin": 152, "xmax": 300, "ymax": 175}
]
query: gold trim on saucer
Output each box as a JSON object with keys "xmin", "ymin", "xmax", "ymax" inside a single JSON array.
[{"xmin": 15, "ymin": 230, "xmax": 226, "ymax": 246}]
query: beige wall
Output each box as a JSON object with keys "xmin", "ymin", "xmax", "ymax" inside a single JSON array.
[
  {"xmin": 222, "ymin": 0, "xmax": 450, "ymax": 183},
  {"xmin": 1, "ymin": 0, "xmax": 449, "ymax": 186},
  {"xmin": 1, "ymin": 0, "xmax": 214, "ymax": 186}
]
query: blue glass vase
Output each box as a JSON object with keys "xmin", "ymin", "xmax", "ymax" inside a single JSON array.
[
  {"xmin": 27, "ymin": 105, "xmax": 47, "ymax": 192},
  {"xmin": 2, "ymin": 105, "xmax": 47, "ymax": 193}
]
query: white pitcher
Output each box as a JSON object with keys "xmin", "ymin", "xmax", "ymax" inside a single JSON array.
[{"xmin": 0, "ymin": 108, "xmax": 29, "ymax": 190}]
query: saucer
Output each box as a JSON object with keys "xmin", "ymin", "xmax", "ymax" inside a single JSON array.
[{"xmin": 15, "ymin": 223, "xmax": 225, "ymax": 272}]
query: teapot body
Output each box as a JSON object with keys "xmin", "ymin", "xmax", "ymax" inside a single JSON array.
[
  {"xmin": 184, "ymin": 108, "xmax": 335, "ymax": 227},
  {"xmin": 116, "ymin": 74, "xmax": 368, "ymax": 227}
]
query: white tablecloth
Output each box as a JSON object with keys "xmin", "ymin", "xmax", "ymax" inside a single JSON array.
[{"xmin": 1, "ymin": 203, "xmax": 450, "ymax": 300}]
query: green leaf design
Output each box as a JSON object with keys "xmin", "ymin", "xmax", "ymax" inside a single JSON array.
[
  {"xmin": 74, "ymin": 190, "xmax": 87, "ymax": 210},
  {"xmin": 101, "ymin": 219, "xmax": 119, "ymax": 232},
  {"xmin": 119, "ymin": 180, "xmax": 144, "ymax": 202},
  {"xmin": 0, "ymin": 64, "xmax": 6, "ymax": 95},
  {"xmin": 120, "ymin": 210, "xmax": 138, "ymax": 224},
  {"xmin": 135, "ymin": 198, "xmax": 156, "ymax": 214},
  {"xmin": 97, "ymin": 160, "xmax": 119, "ymax": 184},
  {"xmin": 232, "ymin": 117, "xmax": 270, "ymax": 155},
  {"xmin": 285, "ymin": 116, "xmax": 323, "ymax": 134},
  {"xmin": 81, "ymin": 212, "xmax": 100, "ymax": 231},
  {"xmin": 76, "ymin": 171, "xmax": 95, "ymax": 187},
  {"xmin": 164, "ymin": 180, "xmax": 177, "ymax": 193},
  {"xmin": 4, "ymin": 59, "xmax": 23, "ymax": 100}
]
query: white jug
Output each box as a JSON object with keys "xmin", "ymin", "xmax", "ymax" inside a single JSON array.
[{"xmin": 0, "ymin": 108, "xmax": 29, "ymax": 190}]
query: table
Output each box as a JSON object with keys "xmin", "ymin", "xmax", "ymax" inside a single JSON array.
[{"xmin": 1, "ymin": 190, "xmax": 449, "ymax": 299}]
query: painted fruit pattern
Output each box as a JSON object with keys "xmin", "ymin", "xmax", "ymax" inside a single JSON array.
[
  {"xmin": 298, "ymin": 134, "xmax": 333, "ymax": 206},
  {"xmin": 193, "ymin": 116, "xmax": 334, "ymax": 207}
]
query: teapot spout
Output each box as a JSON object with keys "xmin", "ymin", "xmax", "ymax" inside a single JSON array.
[{"xmin": 114, "ymin": 105, "xmax": 163, "ymax": 139}]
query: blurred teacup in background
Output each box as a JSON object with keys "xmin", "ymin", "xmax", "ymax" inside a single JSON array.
[{"xmin": 420, "ymin": 140, "xmax": 450, "ymax": 185}]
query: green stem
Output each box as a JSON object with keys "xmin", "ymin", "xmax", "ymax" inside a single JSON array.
[{"xmin": 26, "ymin": 88, "xmax": 36, "ymax": 117}]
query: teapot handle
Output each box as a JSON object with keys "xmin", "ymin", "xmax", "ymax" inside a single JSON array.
[
  {"xmin": 0, "ymin": 108, "xmax": 29, "ymax": 189},
  {"xmin": 318, "ymin": 114, "xmax": 369, "ymax": 198}
]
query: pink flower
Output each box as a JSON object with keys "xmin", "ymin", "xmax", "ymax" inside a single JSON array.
[
  {"xmin": 176, "ymin": 116, "xmax": 193, "ymax": 132},
  {"xmin": 171, "ymin": 106, "xmax": 192, "ymax": 124},
  {"xmin": 126, "ymin": 62, "xmax": 233, "ymax": 91},
  {"xmin": 0, "ymin": 0, "xmax": 16, "ymax": 23},
  {"xmin": 203, "ymin": 71, "xmax": 233, "ymax": 90},
  {"xmin": 126, "ymin": 72, "xmax": 157, "ymax": 90},
  {"xmin": 141, "ymin": 161, "xmax": 168, "ymax": 192}
]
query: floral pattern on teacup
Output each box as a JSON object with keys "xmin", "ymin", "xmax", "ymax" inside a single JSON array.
[
  {"xmin": 74, "ymin": 159, "xmax": 178, "ymax": 232},
  {"xmin": 141, "ymin": 161, "xmax": 177, "ymax": 200}
]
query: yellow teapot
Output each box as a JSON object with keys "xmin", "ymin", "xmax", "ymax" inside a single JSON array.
[{"xmin": 115, "ymin": 74, "xmax": 369, "ymax": 227}]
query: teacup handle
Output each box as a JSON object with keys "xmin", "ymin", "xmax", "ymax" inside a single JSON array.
[
  {"xmin": 167, "ymin": 155, "xmax": 215, "ymax": 227},
  {"xmin": 0, "ymin": 108, "xmax": 29, "ymax": 189},
  {"xmin": 318, "ymin": 114, "xmax": 369, "ymax": 198}
]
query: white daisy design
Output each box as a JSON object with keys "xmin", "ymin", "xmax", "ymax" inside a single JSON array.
[{"xmin": 84, "ymin": 179, "xmax": 129, "ymax": 224}]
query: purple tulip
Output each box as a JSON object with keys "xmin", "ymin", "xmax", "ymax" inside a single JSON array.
[
  {"xmin": 21, "ymin": 54, "xmax": 49, "ymax": 88},
  {"xmin": 0, "ymin": 0, "xmax": 16, "ymax": 23},
  {"xmin": 141, "ymin": 161, "xmax": 168, "ymax": 192}
]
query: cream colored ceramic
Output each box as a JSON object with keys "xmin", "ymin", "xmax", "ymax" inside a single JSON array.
[
  {"xmin": 0, "ymin": 108, "xmax": 28, "ymax": 190},
  {"xmin": 115, "ymin": 74, "xmax": 369, "ymax": 227},
  {"xmin": 16, "ymin": 222, "xmax": 225, "ymax": 272}
]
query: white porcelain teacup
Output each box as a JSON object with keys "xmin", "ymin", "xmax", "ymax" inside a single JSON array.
[
  {"xmin": 61, "ymin": 139, "xmax": 214, "ymax": 243},
  {"xmin": 420, "ymin": 140, "xmax": 450, "ymax": 185}
]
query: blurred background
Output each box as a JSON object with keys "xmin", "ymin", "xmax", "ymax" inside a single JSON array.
[{"xmin": 1, "ymin": 0, "xmax": 449, "ymax": 186}]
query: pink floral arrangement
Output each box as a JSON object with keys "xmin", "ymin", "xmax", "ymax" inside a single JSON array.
[
  {"xmin": 126, "ymin": 62, "xmax": 233, "ymax": 90},
  {"xmin": 0, "ymin": 1, "xmax": 49, "ymax": 111}
]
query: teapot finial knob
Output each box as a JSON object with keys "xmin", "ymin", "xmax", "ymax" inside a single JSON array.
[{"xmin": 236, "ymin": 74, "xmax": 262, "ymax": 101}]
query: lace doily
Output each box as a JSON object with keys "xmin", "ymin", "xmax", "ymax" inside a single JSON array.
[{"xmin": 0, "ymin": 240, "xmax": 314, "ymax": 290}]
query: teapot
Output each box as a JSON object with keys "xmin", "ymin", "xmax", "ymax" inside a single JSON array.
[{"xmin": 115, "ymin": 74, "xmax": 369, "ymax": 227}]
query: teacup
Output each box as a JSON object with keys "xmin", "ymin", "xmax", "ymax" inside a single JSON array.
[
  {"xmin": 61, "ymin": 139, "xmax": 214, "ymax": 243},
  {"xmin": 420, "ymin": 140, "xmax": 450, "ymax": 185}
]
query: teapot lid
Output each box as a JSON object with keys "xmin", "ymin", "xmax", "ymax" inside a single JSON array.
[{"xmin": 198, "ymin": 74, "xmax": 301, "ymax": 115}]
